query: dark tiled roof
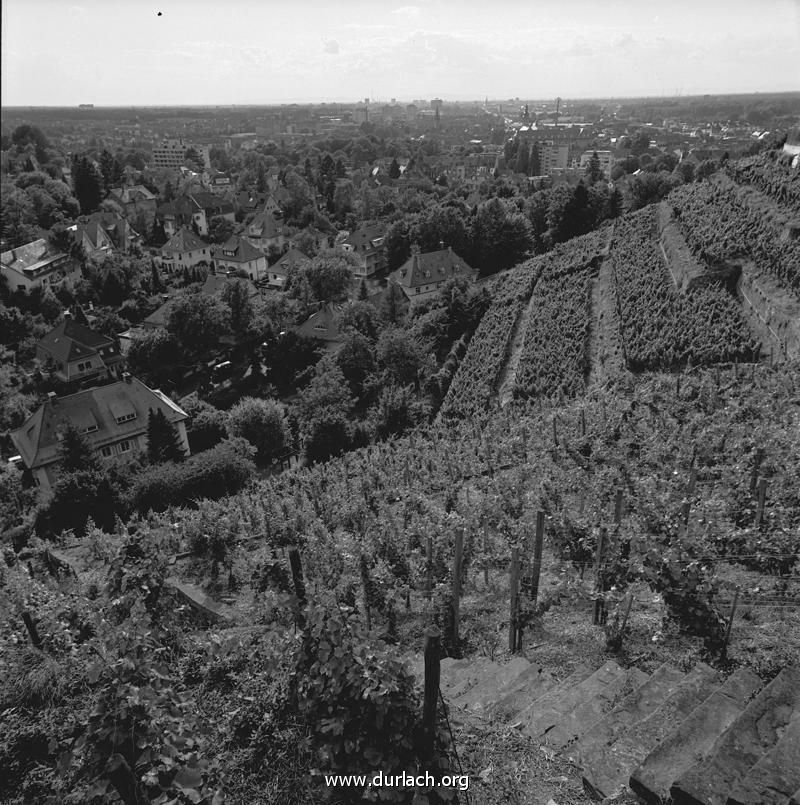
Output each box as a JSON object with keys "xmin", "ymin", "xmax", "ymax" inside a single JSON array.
[
  {"xmin": 1, "ymin": 239, "xmax": 65, "ymax": 274},
  {"xmin": 201, "ymin": 274, "xmax": 260, "ymax": 297},
  {"xmin": 215, "ymin": 235, "xmax": 266, "ymax": 263},
  {"xmin": 161, "ymin": 227, "xmax": 207, "ymax": 254},
  {"xmin": 392, "ymin": 248, "xmax": 475, "ymax": 290},
  {"xmin": 273, "ymin": 248, "xmax": 311, "ymax": 270},
  {"xmin": 344, "ymin": 224, "xmax": 385, "ymax": 251},
  {"xmin": 10, "ymin": 376, "xmax": 187, "ymax": 471},
  {"xmin": 37, "ymin": 318, "xmax": 118, "ymax": 364}
]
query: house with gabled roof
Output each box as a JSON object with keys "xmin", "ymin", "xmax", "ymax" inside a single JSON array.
[
  {"xmin": 212, "ymin": 235, "xmax": 268, "ymax": 281},
  {"xmin": 340, "ymin": 223, "xmax": 386, "ymax": 278},
  {"xmin": 268, "ymin": 247, "xmax": 311, "ymax": 289},
  {"xmin": 390, "ymin": 247, "xmax": 477, "ymax": 308},
  {"xmin": 294, "ymin": 303, "xmax": 346, "ymax": 351},
  {"xmin": 107, "ymin": 185, "xmax": 157, "ymax": 225},
  {"xmin": 69, "ymin": 220, "xmax": 115, "ymax": 260},
  {"xmin": 157, "ymin": 194, "xmax": 234, "ymax": 237},
  {"xmin": 84, "ymin": 212, "xmax": 142, "ymax": 254},
  {"xmin": 1, "ymin": 239, "xmax": 80, "ymax": 293},
  {"xmin": 156, "ymin": 226, "xmax": 212, "ymax": 273},
  {"xmin": 244, "ymin": 210, "xmax": 290, "ymax": 253},
  {"xmin": 10, "ymin": 374, "xmax": 189, "ymax": 492},
  {"xmin": 36, "ymin": 315, "xmax": 124, "ymax": 386}
]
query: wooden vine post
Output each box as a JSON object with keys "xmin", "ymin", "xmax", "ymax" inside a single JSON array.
[
  {"xmin": 422, "ymin": 627, "xmax": 441, "ymax": 759},
  {"xmin": 529, "ymin": 511, "xmax": 545, "ymax": 607},
  {"xmin": 722, "ymin": 589, "xmax": 740, "ymax": 660},
  {"xmin": 580, "ymin": 407, "xmax": 586, "ymax": 437},
  {"xmin": 593, "ymin": 528, "xmax": 607, "ymax": 626},
  {"xmin": 482, "ymin": 518, "xmax": 489, "ymax": 587},
  {"xmin": 288, "ymin": 547, "xmax": 306, "ymax": 630},
  {"xmin": 755, "ymin": 478, "xmax": 768, "ymax": 530},
  {"xmin": 426, "ymin": 536, "xmax": 433, "ymax": 600},
  {"xmin": 508, "ymin": 547, "xmax": 521, "ymax": 653},
  {"xmin": 22, "ymin": 611, "xmax": 42, "ymax": 649},
  {"xmin": 552, "ymin": 416, "xmax": 559, "ymax": 448},
  {"xmin": 749, "ymin": 448, "xmax": 764, "ymax": 495},
  {"xmin": 451, "ymin": 528, "xmax": 464, "ymax": 646}
]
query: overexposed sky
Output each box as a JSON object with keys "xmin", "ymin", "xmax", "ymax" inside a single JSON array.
[{"xmin": 2, "ymin": 0, "xmax": 799, "ymax": 106}]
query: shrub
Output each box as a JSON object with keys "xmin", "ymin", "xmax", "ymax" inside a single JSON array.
[{"xmin": 127, "ymin": 438, "xmax": 256, "ymax": 514}]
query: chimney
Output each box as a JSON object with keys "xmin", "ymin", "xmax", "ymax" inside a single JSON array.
[
  {"xmin": 122, "ymin": 372, "xmax": 132, "ymax": 383},
  {"xmin": 47, "ymin": 391, "xmax": 57, "ymax": 404},
  {"xmin": 439, "ymin": 240, "xmax": 445, "ymax": 250},
  {"xmin": 63, "ymin": 310, "xmax": 72, "ymax": 319}
]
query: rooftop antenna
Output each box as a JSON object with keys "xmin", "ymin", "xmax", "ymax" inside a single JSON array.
[{"xmin": 554, "ymin": 97, "xmax": 561, "ymax": 127}]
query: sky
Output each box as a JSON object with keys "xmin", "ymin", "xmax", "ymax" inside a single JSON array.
[{"xmin": 2, "ymin": 0, "xmax": 799, "ymax": 106}]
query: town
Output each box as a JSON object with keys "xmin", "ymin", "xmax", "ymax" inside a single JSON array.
[{"xmin": 2, "ymin": 85, "xmax": 799, "ymax": 805}]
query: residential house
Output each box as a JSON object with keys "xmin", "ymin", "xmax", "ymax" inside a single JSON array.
[
  {"xmin": 268, "ymin": 247, "xmax": 311, "ymax": 290},
  {"xmin": 36, "ymin": 316, "xmax": 124, "ymax": 386},
  {"xmin": 212, "ymin": 235, "xmax": 268, "ymax": 281},
  {"xmin": 85, "ymin": 212, "xmax": 143, "ymax": 254},
  {"xmin": 244, "ymin": 210, "xmax": 290, "ymax": 253},
  {"xmin": 1, "ymin": 239, "xmax": 80, "ymax": 293},
  {"xmin": 157, "ymin": 193, "xmax": 235, "ymax": 238},
  {"xmin": 69, "ymin": 220, "xmax": 115, "ymax": 260},
  {"xmin": 294, "ymin": 303, "xmax": 345, "ymax": 351},
  {"xmin": 10, "ymin": 374, "xmax": 190, "ymax": 493},
  {"xmin": 107, "ymin": 185, "xmax": 158, "ymax": 226},
  {"xmin": 142, "ymin": 299, "xmax": 172, "ymax": 331},
  {"xmin": 340, "ymin": 224, "xmax": 386, "ymax": 278},
  {"xmin": 156, "ymin": 227, "xmax": 212, "ymax": 273},
  {"xmin": 390, "ymin": 247, "xmax": 477, "ymax": 308},
  {"xmin": 236, "ymin": 191, "xmax": 270, "ymax": 216}
]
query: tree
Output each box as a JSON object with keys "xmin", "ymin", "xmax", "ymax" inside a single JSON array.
[
  {"xmin": 376, "ymin": 327, "xmax": 431, "ymax": 387},
  {"xmin": 380, "ymin": 282, "xmax": 408, "ymax": 326},
  {"xmin": 303, "ymin": 252, "xmax": 355, "ymax": 303},
  {"xmin": 226, "ymin": 397, "xmax": 289, "ymax": 466},
  {"xmin": 59, "ymin": 422, "xmax": 99, "ymax": 473},
  {"xmin": 72, "ymin": 156, "xmax": 103, "ymax": 214},
  {"xmin": 470, "ymin": 198, "xmax": 533, "ymax": 273},
  {"xmin": 207, "ymin": 215, "xmax": 235, "ymax": 244},
  {"xmin": 127, "ymin": 330, "xmax": 184, "ymax": 387},
  {"xmin": 628, "ymin": 172, "xmax": 679, "ymax": 210},
  {"xmin": 338, "ymin": 300, "xmax": 381, "ymax": 341},
  {"xmin": 147, "ymin": 408, "xmax": 185, "ymax": 463},
  {"xmin": 295, "ymin": 360, "xmax": 354, "ymax": 464},
  {"xmin": 220, "ymin": 279, "xmax": 255, "ymax": 336},
  {"xmin": 388, "ymin": 158, "xmax": 401, "ymax": 179},
  {"xmin": 150, "ymin": 262, "xmax": 164, "ymax": 293},
  {"xmin": 357, "ymin": 278, "xmax": 369, "ymax": 301},
  {"xmin": 99, "ymin": 149, "xmax": 124, "ymax": 191},
  {"xmin": 369, "ymin": 383, "xmax": 427, "ymax": 439},
  {"xmin": 515, "ymin": 143, "xmax": 530, "ymax": 176},
  {"xmin": 336, "ymin": 330, "xmax": 376, "ymax": 397},
  {"xmin": 166, "ymin": 294, "xmax": 231, "ymax": 355},
  {"xmin": 36, "ymin": 469, "xmax": 120, "ymax": 537},
  {"xmin": 585, "ymin": 151, "xmax": 602, "ymax": 184}
]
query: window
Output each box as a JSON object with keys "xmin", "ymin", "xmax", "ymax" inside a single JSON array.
[
  {"xmin": 119, "ymin": 440, "xmax": 132, "ymax": 453},
  {"xmin": 76, "ymin": 360, "xmax": 93, "ymax": 372},
  {"xmin": 83, "ymin": 424, "xmax": 98, "ymax": 434},
  {"xmin": 115, "ymin": 412, "xmax": 137, "ymax": 424},
  {"xmin": 101, "ymin": 445, "xmax": 113, "ymax": 457}
]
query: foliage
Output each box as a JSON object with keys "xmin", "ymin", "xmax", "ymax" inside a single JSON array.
[
  {"xmin": 147, "ymin": 408, "xmax": 186, "ymax": 464},
  {"xmin": 127, "ymin": 438, "xmax": 256, "ymax": 514},
  {"xmin": 167, "ymin": 293, "xmax": 232, "ymax": 355},
  {"xmin": 59, "ymin": 423, "xmax": 99, "ymax": 474},
  {"xmin": 226, "ymin": 396, "xmax": 290, "ymax": 466}
]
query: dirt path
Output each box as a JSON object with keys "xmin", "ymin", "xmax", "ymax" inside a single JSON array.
[
  {"xmin": 586, "ymin": 229, "xmax": 626, "ymax": 387},
  {"xmin": 497, "ymin": 289, "xmax": 538, "ymax": 408}
]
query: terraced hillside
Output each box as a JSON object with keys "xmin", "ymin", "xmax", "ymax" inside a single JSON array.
[{"xmin": 442, "ymin": 154, "xmax": 798, "ymax": 419}]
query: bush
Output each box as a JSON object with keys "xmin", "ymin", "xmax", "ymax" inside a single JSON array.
[
  {"xmin": 226, "ymin": 397, "xmax": 289, "ymax": 466},
  {"xmin": 127, "ymin": 438, "xmax": 256, "ymax": 514}
]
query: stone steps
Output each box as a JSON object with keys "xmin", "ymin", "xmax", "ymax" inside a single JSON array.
[
  {"xmin": 629, "ymin": 668, "xmax": 763, "ymax": 805},
  {"xmin": 409, "ymin": 649, "xmax": 798, "ymax": 805},
  {"xmin": 520, "ymin": 661, "xmax": 628, "ymax": 740},
  {"xmin": 570, "ymin": 663, "xmax": 685, "ymax": 787},
  {"xmin": 725, "ymin": 714, "xmax": 800, "ymax": 805},
  {"xmin": 670, "ymin": 667, "xmax": 800, "ymax": 805},
  {"xmin": 546, "ymin": 666, "xmax": 649, "ymax": 750},
  {"xmin": 580, "ymin": 663, "xmax": 721, "ymax": 801}
]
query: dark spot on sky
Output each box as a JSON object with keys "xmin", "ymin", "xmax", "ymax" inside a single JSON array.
[{"xmin": 157, "ymin": 11, "xmax": 162, "ymax": 16}]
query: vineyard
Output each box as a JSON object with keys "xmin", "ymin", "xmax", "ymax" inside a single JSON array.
[
  {"xmin": 3, "ymin": 358, "xmax": 800, "ymax": 803},
  {"xmin": 669, "ymin": 173, "xmax": 800, "ymax": 297},
  {"xmin": 727, "ymin": 150, "xmax": 800, "ymax": 213},
  {"xmin": 437, "ymin": 262, "xmax": 539, "ymax": 421},
  {"xmin": 511, "ymin": 230, "xmax": 609, "ymax": 400},
  {"xmin": 609, "ymin": 207, "xmax": 760, "ymax": 371}
]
